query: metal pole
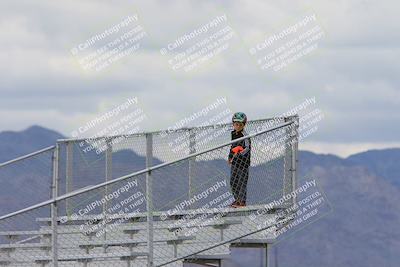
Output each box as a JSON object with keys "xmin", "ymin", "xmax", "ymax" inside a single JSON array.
[
  {"xmin": 265, "ymin": 244, "xmax": 269, "ymax": 267},
  {"xmin": 283, "ymin": 117, "xmax": 292, "ymax": 204},
  {"xmin": 188, "ymin": 129, "xmax": 196, "ymax": 200},
  {"xmin": 146, "ymin": 133, "xmax": 154, "ymax": 267},
  {"xmin": 51, "ymin": 144, "xmax": 59, "ymax": 267},
  {"xmin": 291, "ymin": 116, "xmax": 299, "ymax": 205},
  {"xmin": 0, "ymin": 145, "xmax": 55, "ymax": 168},
  {"xmin": 65, "ymin": 141, "xmax": 73, "ymax": 215},
  {"xmin": 103, "ymin": 138, "xmax": 113, "ymax": 252}
]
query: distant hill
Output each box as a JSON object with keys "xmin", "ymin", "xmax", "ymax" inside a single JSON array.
[
  {"xmin": 0, "ymin": 125, "xmax": 64, "ymax": 162},
  {"xmin": 275, "ymin": 150, "xmax": 400, "ymax": 267},
  {"xmin": 347, "ymin": 148, "xmax": 400, "ymax": 187},
  {"xmin": 0, "ymin": 126, "xmax": 399, "ymax": 266}
]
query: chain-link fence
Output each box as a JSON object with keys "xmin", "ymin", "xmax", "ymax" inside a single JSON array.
[
  {"xmin": 0, "ymin": 147, "xmax": 55, "ymax": 217},
  {"xmin": 0, "ymin": 116, "xmax": 298, "ymax": 267},
  {"xmin": 57, "ymin": 118, "xmax": 291, "ymax": 214}
]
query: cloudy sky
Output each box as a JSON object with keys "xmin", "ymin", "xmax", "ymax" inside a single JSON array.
[{"xmin": 0, "ymin": 0, "xmax": 399, "ymax": 157}]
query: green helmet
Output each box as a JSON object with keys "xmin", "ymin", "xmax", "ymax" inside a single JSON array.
[{"xmin": 232, "ymin": 112, "xmax": 247, "ymax": 124}]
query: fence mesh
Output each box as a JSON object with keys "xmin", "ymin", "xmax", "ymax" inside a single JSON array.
[
  {"xmin": 0, "ymin": 117, "xmax": 298, "ymax": 267},
  {"xmin": 151, "ymin": 122, "xmax": 293, "ymax": 266},
  {"xmin": 0, "ymin": 148, "xmax": 54, "ymax": 217}
]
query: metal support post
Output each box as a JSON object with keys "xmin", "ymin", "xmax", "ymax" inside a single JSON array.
[
  {"xmin": 291, "ymin": 116, "xmax": 299, "ymax": 205},
  {"xmin": 51, "ymin": 143, "xmax": 60, "ymax": 267},
  {"xmin": 283, "ymin": 117, "xmax": 292, "ymax": 204},
  {"xmin": 103, "ymin": 138, "xmax": 113, "ymax": 252},
  {"xmin": 146, "ymin": 133, "xmax": 154, "ymax": 267},
  {"xmin": 65, "ymin": 141, "xmax": 73, "ymax": 215},
  {"xmin": 188, "ymin": 129, "xmax": 196, "ymax": 200}
]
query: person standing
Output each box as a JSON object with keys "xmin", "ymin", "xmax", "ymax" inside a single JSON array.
[{"xmin": 228, "ymin": 112, "xmax": 251, "ymax": 208}]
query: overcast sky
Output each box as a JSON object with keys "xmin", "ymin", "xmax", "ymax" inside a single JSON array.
[{"xmin": 0, "ymin": 0, "xmax": 399, "ymax": 157}]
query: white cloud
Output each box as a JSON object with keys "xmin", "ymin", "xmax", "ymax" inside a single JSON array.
[
  {"xmin": 0, "ymin": 0, "xmax": 398, "ymax": 155},
  {"xmin": 301, "ymin": 141, "xmax": 400, "ymax": 158}
]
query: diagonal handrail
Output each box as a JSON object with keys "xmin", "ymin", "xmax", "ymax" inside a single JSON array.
[
  {"xmin": 0, "ymin": 119, "xmax": 295, "ymax": 221},
  {"xmin": 0, "ymin": 145, "xmax": 55, "ymax": 168}
]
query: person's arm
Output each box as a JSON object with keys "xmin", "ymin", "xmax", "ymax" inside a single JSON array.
[
  {"xmin": 240, "ymin": 139, "xmax": 250, "ymax": 155},
  {"xmin": 228, "ymin": 131, "xmax": 235, "ymax": 163},
  {"xmin": 239, "ymin": 131, "xmax": 251, "ymax": 156},
  {"xmin": 228, "ymin": 145, "xmax": 235, "ymax": 161}
]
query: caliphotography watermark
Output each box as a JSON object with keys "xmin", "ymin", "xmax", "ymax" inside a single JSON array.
[
  {"xmin": 70, "ymin": 96, "xmax": 147, "ymax": 156},
  {"xmin": 70, "ymin": 14, "xmax": 147, "ymax": 72},
  {"xmin": 248, "ymin": 178, "xmax": 332, "ymax": 241},
  {"xmin": 159, "ymin": 178, "xmax": 235, "ymax": 238},
  {"xmin": 160, "ymin": 14, "xmax": 236, "ymax": 72},
  {"xmin": 60, "ymin": 179, "xmax": 145, "ymax": 238},
  {"xmin": 258, "ymin": 96, "xmax": 324, "ymax": 158},
  {"xmin": 249, "ymin": 14, "xmax": 325, "ymax": 72},
  {"xmin": 159, "ymin": 97, "xmax": 233, "ymax": 156},
  {"xmin": 161, "ymin": 180, "xmax": 229, "ymax": 219}
]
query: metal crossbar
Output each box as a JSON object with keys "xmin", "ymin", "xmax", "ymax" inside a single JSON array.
[{"xmin": 0, "ymin": 145, "xmax": 55, "ymax": 168}]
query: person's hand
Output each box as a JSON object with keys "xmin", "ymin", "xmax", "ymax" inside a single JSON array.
[
  {"xmin": 232, "ymin": 146, "xmax": 244, "ymax": 154},
  {"xmin": 228, "ymin": 158, "xmax": 232, "ymax": 165}
]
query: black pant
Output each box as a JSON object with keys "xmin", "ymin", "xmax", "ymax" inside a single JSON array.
[{"xmin": 230, "ymin": 159, "xmax": 249, "ymax": 204}]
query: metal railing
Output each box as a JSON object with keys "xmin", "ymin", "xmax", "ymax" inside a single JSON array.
[
  {"xmin": 0, "ymin": 116, "xmax": 299, "ymax": 267},
  {"xmin": 0, "ymin": 146, "xmax": 55, "ymax": 217}
]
